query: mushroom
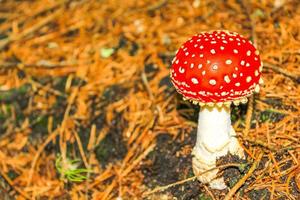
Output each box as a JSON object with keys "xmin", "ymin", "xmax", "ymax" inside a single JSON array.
[{"xmin": 170, "ymin": 30, "xmax": 262, "ymax": 189}]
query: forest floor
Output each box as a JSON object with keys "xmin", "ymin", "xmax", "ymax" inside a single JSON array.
[{"xmin": 0, "ymin": 0, "xmax": 299, "ymax": 199}]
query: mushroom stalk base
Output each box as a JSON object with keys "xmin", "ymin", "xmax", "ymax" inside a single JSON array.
[{"xmin": 192, "ymin": 106, "xmax": 244, "ymax": 190}]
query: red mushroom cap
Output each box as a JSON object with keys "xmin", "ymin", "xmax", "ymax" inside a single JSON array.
[{"xmin": 170, "ymin": 30, "xmax": 262, "ymax": 105}]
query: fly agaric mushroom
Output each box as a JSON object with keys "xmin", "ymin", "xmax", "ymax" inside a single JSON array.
[{"xmin": 170, "ymin": 30, "xmax": 263, "ymax": 189}]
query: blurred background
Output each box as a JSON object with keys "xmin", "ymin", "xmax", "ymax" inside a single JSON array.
[{"xmin": 0, "ymin": 0, "xmax": 299, "ymax": 199}]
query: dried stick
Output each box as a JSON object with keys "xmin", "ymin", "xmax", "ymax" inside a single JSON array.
[
  {"xmin": 241, "ymin": 0, "xmax": 257, "ymax": 136},
  {"xmin": 143, "ymin": 163, "xmax": 241, "ymax": 197},
  {"xmin": 224, "ymin": 153, "xmax": 263, "ymax": 200},
  {"xmin": 244, "ymin": 95, "xmax": 254, "ymax": 136},
  {"xmin": 0, "ymin": 8, "xmax": 62, "ymax": 50},
  {"xmin": 147, "ymin": 0, "xmax": 168, "ymax": 11},
  {"xmin": 74, "ymin": 131, "xmax": 89, "ymax": 169},
  {"xmin": 121, "ymin": 143, "xmax": 155, "ymax": 177},
  {"xmin": 263, "ymin": 62, "xmax": 300, "ymax": 82},
  {"xmin": 0, "ymin": 167, "xmax": 31, "ymax": 199},
  {"xmin": 0, "ymin": 0, "xmax": 67, "ymax": 33},
  {"xmin": 203, "ymin": 185, "xmax": 217, "ymax": 200},
  {"xmin": 26, "ymin": 129, "xmax": 60, "ymax": 186},
  {"xmin": 59, "ymin": 88, "xmax": 79, "ymax": 173}
]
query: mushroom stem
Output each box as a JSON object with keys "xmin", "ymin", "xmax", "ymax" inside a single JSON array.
[{"xmin": 192, "ymin": 105, "xmax": 244, "ymax": 190}]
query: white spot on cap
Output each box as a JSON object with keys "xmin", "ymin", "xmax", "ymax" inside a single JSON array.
[
  {"xmin": 220, "ymin": 46, "xmax": 225, "ymax": 50},
  {"xmin": 211, "ymin": 41, "xmax": 217, "ymax": 44},
  {"xmin": 200, "ymin": 45, "xmax": 204, "ymax": 49},
  {"xmin": 240, "ymin": 73, "xmax": 243, "ymax": 76},
  {"xmin": 194, "ymin": 44, "xmax": 198, "ymax": 47},
  {"xmin": 225, "ymin": 59, "xmax": 232, "ymax": 65},
  {"xmin": 175, "ymin": 59, "xmax": 179, "ymax": 64},
  {"xmin": 179, "ymin": 67, "xmax": 185, "ymax": 73},
  {"xmin": 197, "ymin": 39, "xmax": 201, "ymax": 42},
  {"xmin": 190, "ymin": 63, "xmax": 194, "ymax": 68},
  {"xmin": 247, "ymin": 50, "xmax": 251, "ymax": 56},
  {"xmin": 200, "ymin": 54, "xmax": 204, "ymax": 58},
  {"xmin": 207, "ymin": 60, "xmax": 211, "ymax": 64},
  {"xmin": 198, "ymin": 64, "xmax": 203, "ymax": 69},
  {"xmin": 191, "ymin": 78, "xmax": 199, "ymax": 84},
  {"xmin": 233, "ymin": 73, "xmax": 237, "ymax": 78},
  {"xmin": 229, "ymin": 38, "xmax": 234, "ymax": 41},
  {"xmin": 184, "ymin": 61, "xmax": 187, "ymax": 64},
  {"xmin": 255, "ymin": 70, "xmax": 259, "ymax": 76},
  {"xmin": 221, "ymin": 92, "xmax": 227, "ymax": 96},
  {"xmin": 183, "ymin": 47, "xmax": 187, "ymax": 51},
  {"xmin": 202, "ymin": 71, "xmax": 206, "ymax": 75},
  {"xmin": 233, "ymin": 49, "xmax": 238, "ymax": 54},
  {"xmin": 246, "ymin": 63, "xmax": 250, "ymax": 67},
  {"xmin": 209, "ymin": 79, "xmax": 216, "ymax": 85},
  {"xmin": 259, "ymin": 65, "xmax": 263, "ymax": 72},
  {"xmin": 224, "ymin": 75, "xmax": 230, "ymax": 83},
  {"xmin": 235, "ymin": 67, "xmax": 238, "ymax": 71},
  {"xmin": 246, "ymin": 76, "xmax": 252, "ymax": 83},
  {"xmin": 172, "ymin": 58, "xmax": 176, "ymax": 64},
  {"xmin": 240, "ymin": 60, "xmax": 245, "ymax": 66},
  {"xmin": 212, "ymin": 64, "xmax": 218, "ymax": 70},
  {"xmin": 210, "ymin": 49, "xmax": 216, "ymax": 54},
  {"xmin": 185, "ymin": 52, "xmax": 189, "ymax": 56},
  {"xmin": 235, "ymin": 82, "xmax": 240, "ymax": 87},
  {"xmin": 192, "ymin": 54, "xmax": 195, "ymax": 57},
  {"xmin": 238, "ymin": 43, "xmax": 241, "ymax": 46}
]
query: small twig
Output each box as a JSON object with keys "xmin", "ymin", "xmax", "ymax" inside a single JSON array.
[
  {"xmin": 0, "ymin": 8, "xmax": 62, "ymax": 50},
  {"xmin": 27, "ymin": 129, "xmax": 60, "ymax": 186},
  {"xmin": 0, "ymin": 61, "xmax": 78, "ymax": 70},
  {"xmin": 224, "ymin": 153, "xmax": 263, "ymax": 200},
  {"xmin": 147, "ymin": 0, "xmax": 168, "ymax": 11},
  {"xmin": 0, "ymin": 168, "xmax": 31, "ymax": 199},
  {"xmin": 74, "ymin": 131, "xmax": 89, "ymax": 169},
  {"xmin": 244, "ymin": 95, "xmax": 254, "ymax": 136},
  {"xmin": 142, "ymin": 163, "xmax": 241, "ymax": 197},
  {"xmin": 141, "ymin": 70, "xmax": 164, "ymax": 122},
  {"xmin": 242, "ymin": 135, "xmax": 300, "ymax": 152},
  {"xmin": 141, "ymin": 71, "xmax": 154, "ymax": 100},
  {"xmin": 59, "ymin": 87, "xmax": 79, "ymax": 177},
  {"xmin": 263, "ymin": 62, "xmax": 300, "ymax": 83},
  {"xmin": 29, "ymin": 78, "xmax": 67, "ymax": 98},
  {"xmin": 240, "ymin": 0, "xmax": 258, "ymax": 137},
  {"xmin": 121, "ymin": 143, "xmax": 156, "ymax": 177},
  {"xmin": 203, "ymin": 185, "xmax": 217, "ymax": 200},
  {"xmin": 0, "ymin": 0, "xmax": 67, "ymax": 34}
]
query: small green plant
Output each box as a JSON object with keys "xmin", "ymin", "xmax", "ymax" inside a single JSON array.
[
  {"xmin": 238, "ymin": 163, "xmax": 249, "ymax": 173},
  {"xmin": 198, "ymin": 193, "xmax": 212, "ymax": 200},
  {"xmin": 100, "ymin": 47, "xmax": 114, "ymax": 58},
  {"xmin": 55, "ymin": 155, "xmax": 92, "ymax": 182}
]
